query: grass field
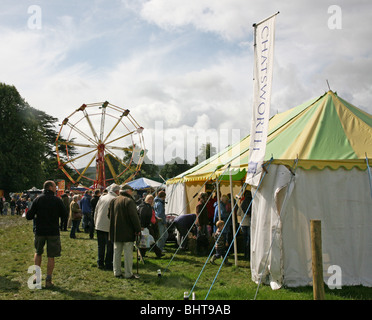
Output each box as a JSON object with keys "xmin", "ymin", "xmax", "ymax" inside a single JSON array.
[{"xmin": 1, "ymin": 215, "xmax": 371, "ymax": 301}]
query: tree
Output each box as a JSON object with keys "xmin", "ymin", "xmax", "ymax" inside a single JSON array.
[
  {"xmin": 0, "ymin": 83, "xmax": 43, "ymax": 192},
  {"xmin": 29, "ymin": 107, "xmax": 77, "ymax": 182},
  {"xmin": 117, "ymin": 148, "xmax": 160, "ymax": 184},
  {"xmin": 159, "ymin": 159, "xmax": 191, "ymax": 180},
  {"xmin": 0, "ymin": 83, "xmax": 76, "ymax": 195},
  {"xmin": 193, "ymin": 142, "xmax": 216, "ymax": 166}
]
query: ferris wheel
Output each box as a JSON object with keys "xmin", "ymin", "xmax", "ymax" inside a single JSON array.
[{"xmin": 55, "ymin": 101, "xmax": 146, "ymax": 190}]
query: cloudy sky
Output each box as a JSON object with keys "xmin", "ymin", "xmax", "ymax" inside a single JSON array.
[{"xmin": 1, "ymin": 0, "xmax": 371, "ymax": 166}]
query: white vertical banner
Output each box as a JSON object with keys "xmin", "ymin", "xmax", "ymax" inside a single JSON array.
[{"xmin": 246, "ymin": 12, "xmax": 278, "ymax": 187}]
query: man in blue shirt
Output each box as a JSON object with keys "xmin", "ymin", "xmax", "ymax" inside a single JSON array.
[{"xmin": 154, "ymin": 191, "xmax": 167, "ymax": 252}]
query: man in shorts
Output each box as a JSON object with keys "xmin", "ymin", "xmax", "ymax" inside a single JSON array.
[{"xmin": 26, "ymin": 180, "xmax": 67, "ymax": 288}]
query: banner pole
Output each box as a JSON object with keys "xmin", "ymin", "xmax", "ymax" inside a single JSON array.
[
  {"xmin": 253, "ymin": 11, "xmax": 280, "ymax": 27},
  {"xmin": 216, "ymin": 181, "xmax": 221, "ymax": 220}
]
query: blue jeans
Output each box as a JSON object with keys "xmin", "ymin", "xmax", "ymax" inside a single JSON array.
[
  {"xmin": 157, "ymin": 223, "xmax": 168, "ymax": 251},
  {"xmin": 70, "ymin": 220, "xmax": 79, "ymax": 238},
  {"xmin": 82, "ymin": 212, "xmax": 91, "ymax": 232}
]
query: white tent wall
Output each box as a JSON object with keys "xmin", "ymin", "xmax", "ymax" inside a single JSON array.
[
  {"xmin": 251, "ymin": 164, "xmax": 372, "ymax": 289},
  {"xmin": 166, "ymin": 180, "xmax": 245, "ymax": 216},
  {"xmin": 165, "ymin": 182, "xmax": 187, "ymax": 216},
  {"xmin": 251, "ymin": 164, "xmax": 293, "ymax": 290}
]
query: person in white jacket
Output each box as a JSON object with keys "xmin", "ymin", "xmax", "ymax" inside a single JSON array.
[{"xmin": 94, "ymin": 183, "xmax": 120, "ymax": 270}]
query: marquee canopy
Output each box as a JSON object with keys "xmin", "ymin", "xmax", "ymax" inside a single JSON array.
[{"xmin": 168, "ymin": 91, "xmax": 372, "ymax": 184}]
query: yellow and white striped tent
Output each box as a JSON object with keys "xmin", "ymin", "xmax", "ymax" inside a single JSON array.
[
  {"xmin": 167, "ymin": 91, "xmax": 372, "ymax": 288},
  {"xmin": 250, "ymin": 91, "xmax": 372, "ymax": 289}
]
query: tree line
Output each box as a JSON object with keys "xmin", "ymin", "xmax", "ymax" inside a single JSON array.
[{"xmin": 0, "ymin": 83, "xmax": 75, "ymax": 197}]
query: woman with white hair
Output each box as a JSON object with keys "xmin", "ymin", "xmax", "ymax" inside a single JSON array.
[{"xmin": 70, "ymin": 195, "xmax": 82, "ymax": 239}]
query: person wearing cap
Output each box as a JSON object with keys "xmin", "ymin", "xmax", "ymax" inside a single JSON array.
[
  {"xmin": 94, "ymin": 184, "xmax": 120, "ymax": 270},
  {"xmin": 108, "ymin": 184, "xmax": 141, "ymax": 279}
]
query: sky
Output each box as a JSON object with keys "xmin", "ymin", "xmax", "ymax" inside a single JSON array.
[{"xmin": 1, "ymin": 0, "xmax": 371, "ymax": 167}]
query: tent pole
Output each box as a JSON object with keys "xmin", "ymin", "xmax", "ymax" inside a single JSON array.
[
  {"xmin": 229, "ymin": 172, "xmax": 238, "ymax": 266},
  {"xmin": 216, "ymin": 181, "xmax": 221, "ymax": 220}
]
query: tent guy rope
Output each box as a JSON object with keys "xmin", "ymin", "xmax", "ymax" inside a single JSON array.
[
  {"xmin": 163, "ymin": 164, "xmax": 232, "ymax": 273},
  {"xmin": 205, "ymin": 158, "xmax": 274, "ymax": 300},
  {"xmin": 188, "ymin": 180, "xmax": 248, "ymax": 299},
  {"xmin": 148, "ymin": 164, "xmax": 225, "ymax": 255}
]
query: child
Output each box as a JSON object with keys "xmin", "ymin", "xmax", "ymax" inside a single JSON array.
[{"xmin": 210, "ymin": 220, "xmax": 231, "ymax": 265}]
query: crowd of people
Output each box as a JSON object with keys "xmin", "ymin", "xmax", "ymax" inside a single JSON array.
[
  {"xmin": 173, "ymin": 189, "xmax": 252, "ymax": 264},
  {"xmin": 13, "ymin": 179, "xmax": 252, "ymax": 289},
  {"xmin": 22, "ymin": 180, "xmax": 173, "ymax": 287},
  {"xmin": 0, "ymin": 195, "xmax": 33, "ymax": 216}
]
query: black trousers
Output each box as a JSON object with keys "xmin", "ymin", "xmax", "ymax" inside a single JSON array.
[{"xmin": 96, "ymin": 230, "xmax": 113, "ymax": 269}]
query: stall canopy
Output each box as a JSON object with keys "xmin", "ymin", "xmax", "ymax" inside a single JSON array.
[
  {"xmin": 27, "ymin": 187, "xmax": 42, "ymax": 192},
  {"xmin": 127, "ymin": 177, "xmax": 163, "ymax": 190},
  {"xmin": 71, "ymin": 184, "xmax": 87, "ymax": 191}
]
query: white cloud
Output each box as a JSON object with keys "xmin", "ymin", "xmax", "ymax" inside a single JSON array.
[
  {"xmin": 139, "ymin": 0, "xmax": 250, "ymax": 41},
  {"xmin": 1, "ymin": 0, "xmax": 372, "ymax": 167},
  {"xmin": 194, "ymin": 114, "xmax": 211, "ymax": 130}
]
